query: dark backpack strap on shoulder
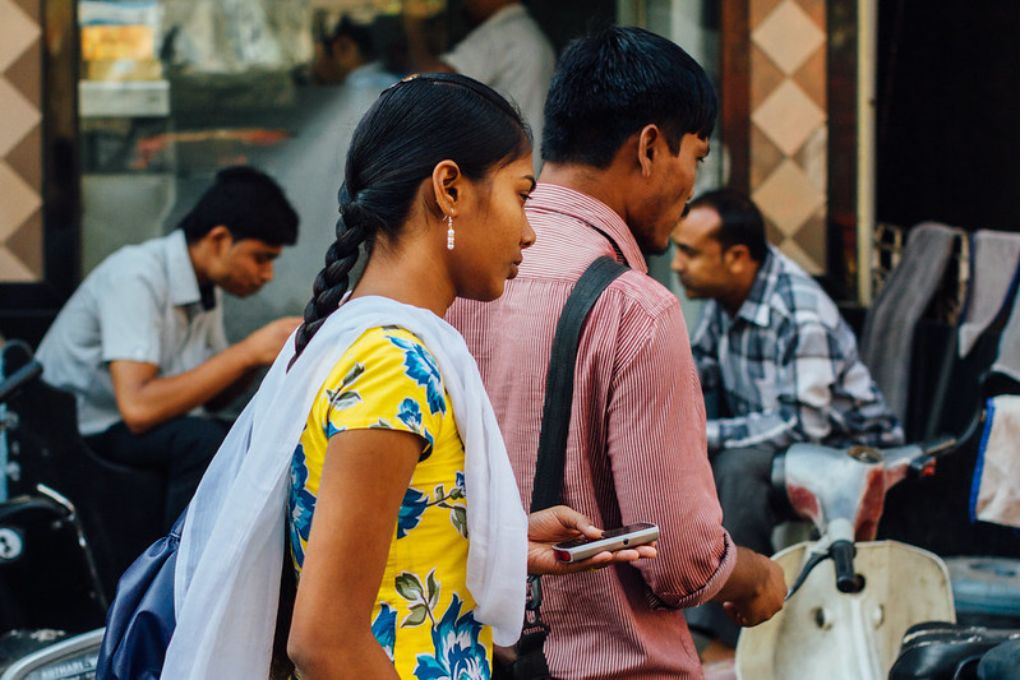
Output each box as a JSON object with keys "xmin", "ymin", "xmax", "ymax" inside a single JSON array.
[
  {"xmin": 530, "ymin": 256, "xmax": 629, "ymax": 513},
  {"xmin": 499, "ymin": 257, "xmax": 628, "ymax": 680}
]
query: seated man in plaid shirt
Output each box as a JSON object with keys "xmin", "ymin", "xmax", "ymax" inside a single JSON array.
[{"xmin": 671, "ymin": 188, "xmax": 904, "ymax": 655}]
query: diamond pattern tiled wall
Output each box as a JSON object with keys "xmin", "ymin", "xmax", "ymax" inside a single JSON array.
[
  {"xmin": 0, "ymin": 0, "xmax": 43, "ymax": 283},
  {"xmin": 749, "ymin": 0, "xmax": 827, "ymax": 274}
]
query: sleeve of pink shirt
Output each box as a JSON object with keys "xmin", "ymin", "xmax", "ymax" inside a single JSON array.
[{"xmin": 605, "ymin": 297, "xmax": 737, "ymax": 609}]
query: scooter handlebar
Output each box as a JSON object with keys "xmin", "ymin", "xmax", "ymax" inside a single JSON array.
[
  {"xmin": 919, "ymin": 436, "xmax": 958, "ymax": 458},
  {"xmin": 0, "ymin": 360, "xmax": 42, "ymax": 405},
  {"xmin": 830, "ymin": 539, "xmax": 865, "ymax": 594}
]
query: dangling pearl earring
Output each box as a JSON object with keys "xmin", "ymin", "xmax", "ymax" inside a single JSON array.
[{"xmin": 446, "ymin": 214, "xmax": 455, "ymax": 251}]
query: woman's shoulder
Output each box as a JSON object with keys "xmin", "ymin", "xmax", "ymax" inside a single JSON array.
[
  {"xmin": 321, "ymin": 325, "xmax": 448, "ymax": 416},
  {"xmin": 344, "ymin": 326, "xmax": 439, "ymax": 371}
]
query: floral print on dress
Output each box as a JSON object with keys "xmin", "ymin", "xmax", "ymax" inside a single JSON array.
[
  {"xmin": 387, "ymin": 334, "xmax": 447, "ymax": 416},
  {"xmin": 394, "ymin": 570, "xmax": 490, "ymax": 680},
  {"xmin": 399, "ymin": 397, "xmax": 435, "ymax": 460},
  {"xmin": 288, "ymin": 327, "xmax": 489, "ymax": 678},
  {"xmin": 324, "ymin": 362, "xmax": 365, "ymax": 438},
  {"xmin": 398, "ymin": 487, "xmax": 430, "ymax": 539},
  {"xmin": 414, "ymin": 595, "xmax": 490, "ymax": 680},
  {"xmin": 373, "ymin": 603, "xmax": 398, "ymax": 661},
  {"xmin": 288, "ymin": 443, "xmax": 316, "ymax": 566}
]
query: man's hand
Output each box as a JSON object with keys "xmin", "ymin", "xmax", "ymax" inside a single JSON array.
[
  {"xmin": 717, "ymin": 549, "xmax": 785, "ymax": 627},
  {"xmin": 526, "ymin": 505, "xmax": 657, "ymax": 575},
  {"xmin": 242, "ymin": 316, "xmax": 303, "ymax": 366}
]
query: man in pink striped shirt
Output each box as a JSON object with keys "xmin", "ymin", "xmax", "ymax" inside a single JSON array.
[{"xmin": 448, "ymin": 27, "xmax": 785, "ymax": 679}]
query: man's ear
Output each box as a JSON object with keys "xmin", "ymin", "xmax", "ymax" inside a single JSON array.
[
  {"xmin": 430, "ymin": 160, "xmax": 462, "ymax": 218},
  {"xmin": 635, "ymin": 124, "xmax": 660, "ymax": 178},
  {"xmin": 203, "ymin": 225, "xmax": 235, "ymax": 255},
  {"xmin": 724, "ymin": 243, "xmax": 751, "ymax": 271}
]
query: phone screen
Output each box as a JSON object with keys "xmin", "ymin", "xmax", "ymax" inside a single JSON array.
[
  {"xmin": 600, "ymin": 523, "xmax": 652, "ymax": 538},
  {"xmin": 557, "ymin": 523, "xmax": 653, "ymax": 548}
]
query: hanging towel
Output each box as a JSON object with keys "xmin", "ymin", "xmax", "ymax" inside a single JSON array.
[
  {"xmin": 970, "ymin": 394, "xmax": 1020, "ymax": 527},
  {"xmin": 958, "ymin": 230, "xmax": 1020, "ymax": 357},
  {"xmin": 992, "ymin": 286, "xmax": 1020, "ymax": 381},
  {"xmin": 861, "ymin": 222, "xmax": 960, "ymax": 422}
]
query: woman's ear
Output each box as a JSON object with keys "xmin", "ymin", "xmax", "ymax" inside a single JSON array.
[{"xmin": 431, "ymin": 160, "xmax": 462, "ymax": 218}]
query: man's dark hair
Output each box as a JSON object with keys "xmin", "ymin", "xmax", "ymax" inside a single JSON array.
[
  {"xmin": 541, "ymin": 26, "xmax": 717, "ymax": 168},
  {"xmin": 690, "ymin": 189, "xmax": 768, "ymax": 263},
  {"xmin": 179, "ymin": 166, "xmax": 299, "ymax": 246},
  {"xmin": 326, "ymin": 16, "xmax": 376, "ymax": 60}
]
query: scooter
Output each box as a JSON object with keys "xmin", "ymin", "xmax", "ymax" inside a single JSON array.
[
  {"xmin": 0, "ymin": 347, "xmax": 105, "ymax": 679},
  {"xmin": 735, "ymin": 436, "xmax": 964, "ymax": 680}
]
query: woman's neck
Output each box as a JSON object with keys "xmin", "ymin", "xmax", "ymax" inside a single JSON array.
[{"xmin": 351, "ymin": 239, "xmax": 455, "ymax": 318}]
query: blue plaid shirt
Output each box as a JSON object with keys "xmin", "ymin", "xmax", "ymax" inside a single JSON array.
[{"xmin": 692, "ymin": 247, "xmax": 904, "ymax": 452}]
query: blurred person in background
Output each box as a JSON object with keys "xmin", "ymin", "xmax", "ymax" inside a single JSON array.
[
  {"xmin": 313, "ymin": 15, "xmax": 378, "ymax": 85},
  {"xmin": 404, "ymin": 0, "xmax": 555, "ymax": 165},
  {"xmin": 36, "ymin": 166, "xmax": 301, "ymax": 528},
  {"xmin": 673, "ymin": 188, "xmax": 903, "ymax": 658}
]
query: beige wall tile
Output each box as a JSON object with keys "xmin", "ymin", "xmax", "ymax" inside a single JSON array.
[
  {"xmin": 794, "ymin": 124, "xmax": 828, "ymax": 193},
  {"xmin": 11, "ymin": 0, "xmax": 39, "ymax": 22},
  {"xmin": 792, "ymin": 44, "xmax": 827, "ymax": 110},
  {"xmin": 0, "ymin": 161, "xmax": 41, "ymax": 236},
  {"xmin": 4, "ymin": 39, "xmax": 41, "ymax": 109},
  {"xmin": 6, "ymin": 208, "xmax": 42, "ymax": 278},
  {"xmin": 0, "ymin": 0, "xmax": 43, "ymax": 284},
  {"xmin": 752, "ymin": 79, "xmax": 826, "ymax": 156},
  {"xmin": 792, "ymin": 205, "xmax": 827, "ymax": 271},
  {"xmin": 752, "ymin": 0, "xmax": 825, "ymax": 75},
  {"xmin": 793, "ymin": 0, "xmax": 826, "ymax": 31},
  {"xmin": 750, "ymin": 124, "xmax": 785, "ymax": 189},
  {"xmin": 751, "ymin": 0, "xmax": 785, "ymax": 30},
  {"xmin": 4, "ymin": 125, "xmax": 41, "ymax": 190},
  {"xmin": 0, "ymin": 79, "xmax": 41, "ymax": 157},
  {"xmin": 751, "ymin": 45, "xmax": 786, "ymax": 111},
  {"xmin": 764, "ymin": 215, "xmax": 785, "ymax": 246},
  {"xmin": 752, "ymin": 159, "xmax": 824, "ymax": 236},
  {"xmin": 0, "ymin": 0, "xmax": 40, "ymax": 72},
  {"xmin": 779, "ymin": 236, "xmax": 823, "ymax": 275}
]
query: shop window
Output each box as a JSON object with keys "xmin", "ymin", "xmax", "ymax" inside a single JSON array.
[{"xmin": 75, "ymin": 0, "xmax": 726, "ymax": 340}]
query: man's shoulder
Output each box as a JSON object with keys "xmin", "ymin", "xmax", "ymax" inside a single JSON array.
[
  {"xmin": 91, "ymin": 237, "xmax": 169, "ymax": 289},
  {"xmin": 768, "ymin": 253, "xmax": 843, "ymax": 330},
  {"xmin": 585, "ymin": 272, "xmax": 684, "ymax": 357},
  {"xmin": 480, "ymin": 5, "xmax": 553, "ymax": 59},
  {"xmin": 606, "ymin": 269, "xmax": 679, "ymax": 318}
]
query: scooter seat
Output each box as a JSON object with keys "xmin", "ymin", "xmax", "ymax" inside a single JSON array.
[{"xmin": 888, "ymin": 621, "xmax": 1018, "ymax": 679}]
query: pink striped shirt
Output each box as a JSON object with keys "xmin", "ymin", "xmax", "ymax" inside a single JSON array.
[{"xmin": 447, "ymin": 184, "xmax": 736, "ymax": 679}]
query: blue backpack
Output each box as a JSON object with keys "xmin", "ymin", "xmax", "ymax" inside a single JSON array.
[{"xmin": 95, "ymin": 512, "xmax": 183, "ymax": 680}]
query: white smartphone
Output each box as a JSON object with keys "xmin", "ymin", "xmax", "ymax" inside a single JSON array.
[{"xmin": 553, "ymin": 522, "xmax": 660, "ymax": 563}]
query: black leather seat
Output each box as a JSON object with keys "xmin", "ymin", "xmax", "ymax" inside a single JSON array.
[{"xmin": 889, "ymin": 621, "xmax": 1019, "ymax": 679}]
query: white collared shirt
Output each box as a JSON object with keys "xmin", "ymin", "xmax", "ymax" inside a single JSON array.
[
  {"xmin": 36, "ymin": 230, "xmax": 228, "ymax": 435},
  {"xmin": 443, "ymin": 4, "xmax": 555, "ymax": 162}
]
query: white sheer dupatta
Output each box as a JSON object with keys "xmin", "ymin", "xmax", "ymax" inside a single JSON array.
[{"xmin": 161, "ymin": 296, "xmax": 528, "ymax": 678}]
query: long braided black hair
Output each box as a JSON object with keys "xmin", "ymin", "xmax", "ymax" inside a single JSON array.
[{"xmin": 290, "ymin": 73, "xmax": 530, "ymax": 367}]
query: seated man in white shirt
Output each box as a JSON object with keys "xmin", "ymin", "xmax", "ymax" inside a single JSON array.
[
  {"xmin": 36, "ymin": 166, "xmax": 302, "ymax": 527},
  {"xmin": 404, "ymin": 0, "xmax": 555, "ymax": 163}
]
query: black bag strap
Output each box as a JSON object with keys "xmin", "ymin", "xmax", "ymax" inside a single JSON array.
[
  {"xmin": 503, "ymin": 257, "xmax": 628, "ymax": 680},
  {"xmin": 530, "ymin": 256, "xmax": 629, "ymax": 513}
]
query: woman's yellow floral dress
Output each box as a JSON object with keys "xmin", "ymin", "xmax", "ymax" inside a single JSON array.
[{"xmin": 288, "ymin": 326, "xmax": 492, "ymax": 679}]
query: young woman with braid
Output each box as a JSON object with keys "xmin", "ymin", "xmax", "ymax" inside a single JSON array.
[{"xmin": 153, "ymin": 73, "xmax": 655, "ymax": 680}]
